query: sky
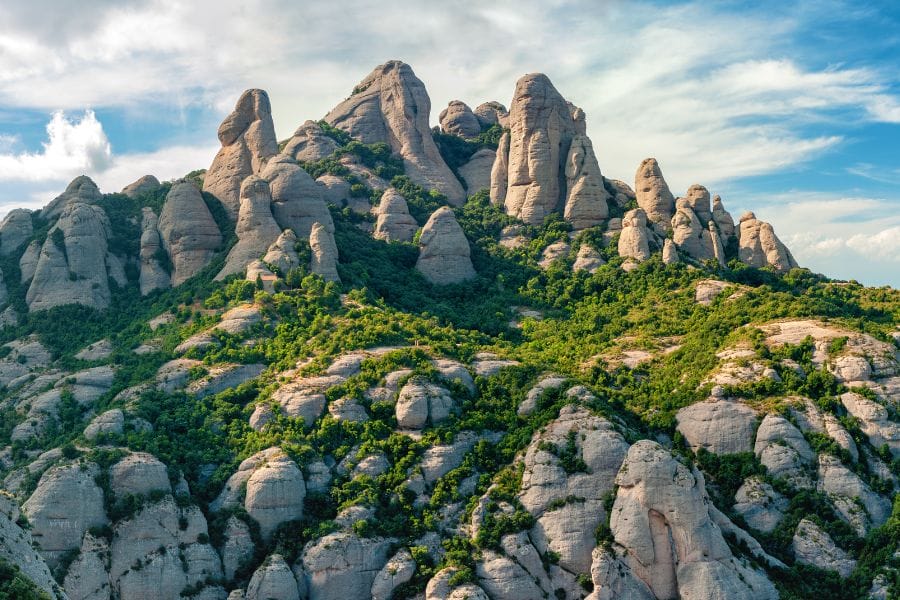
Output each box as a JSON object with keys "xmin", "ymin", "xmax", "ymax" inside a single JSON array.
[{"xmin": 0, "ymin": 0, "xmax": 898, "ymax": 287}]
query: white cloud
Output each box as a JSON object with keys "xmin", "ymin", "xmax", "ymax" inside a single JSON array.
[{"xmin": 0, "ymin": 110, "xmax": 111, "ymax": 181}]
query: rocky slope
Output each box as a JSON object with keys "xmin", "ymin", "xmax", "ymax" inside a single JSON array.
[{"xmin": 0, "ymin": 61, "xmax": 896, "ymax": 600}]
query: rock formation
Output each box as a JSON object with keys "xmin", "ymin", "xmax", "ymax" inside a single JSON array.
[
  {"xmin": 204, "ymin": 89, "xmax": 278, "ymax": 219},
  {"xmin": 474, "ymin": 101, "xmax": 509, "ymax": 128},
  {"xmin": 139, "ymin": 207, "xmax": 171, "ymax": 295},
  {"xmin": 672, "ymin": 189, "xmax": 717, "ymax": 262},
  {"xmin": 563, "ymin": 134, "xmax": 611, "ymax": 229},
  {"xmin": 374, "ymin": 188, "xmax": 418, "ymax": 242},
  {"xmin": 263, "ymin": 229, "xmax": 301, "ymax": 274},
  {"xmin": 26, "ymin": 201, "xmax": 113, "ymax": 311},
  {"xmin": 282, "ymin": 120, "xmax": 340, "ymax": 162},
  {"xmin": 158, "ymin": 181, "xmax": 223, "ymax": 285},
  {"xmin": 598, "ymin": 440, "xmax": 778, "ymax": 599},
  {"xmin": 122, "ymin": 174, "xmax": 161, "ymax": 198},
  {"xmin": 662, "ymin": 238, "xmax": 679, "ymax": 264},
  {"xmin": 738, "ymin": 212, "xmax": 799, "ymax": 273},
  {"xmin": 416, "ymin": 207, "xmax": 475, "ymax": 284},
  {"xmin": 19, "ymin": 240, "xmax": 40, "ymax": 283},
  {"xmin": 0, "ymin": 209, "xmax": 32, "ymax": 255},
  {"xmin": 40, "ymin": 175, "xmax": 102, "ymax": 220},
  {"xmin": 792, "ymin": 519, "xmax": 856, "ymax": 577},
  {"xmin": 573, "ymin": 244, "xmax": 605, "ymax": 273},
  {"xmin": 490, "ymin": 73, "xmax": 582, "ymax": 225},
  {"xmin": 712, "ymin": 195, "xmax": 735, "ymax": 244},
  {"xmin": 439, "ymin": 100, "xmax": 481, "ymax": 138},
  {"xmin": 263, "ymin": 154, "xmax": 334, "ymax": 238},
  {"xmin": 324, "ymin": 61, "xmax": 465, "ymax": 204},
  {"xmin": 617, "ymin": 208, "xmax": 652, "ymax": 262},
  {"xmin": 309, "ymin": 222, "xmax": 340, "ymax": 282},
  {"xmin": 458, "ymin": 148, "xmax": 495, "ymax": 196},
  {"xmin": 634, "ymin": 158, "xmax": 675, "ymax": 232},
  {"xmin": 217, "ymin": 176, "xmax": 283, "ymax": 280}
]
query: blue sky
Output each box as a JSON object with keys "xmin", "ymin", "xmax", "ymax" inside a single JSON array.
[{"xmin": 0, "ymin": 0, "xmax": 898, "ymax": 286}]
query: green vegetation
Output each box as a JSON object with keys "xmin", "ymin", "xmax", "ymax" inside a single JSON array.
[{"xmin": 0, "ymin": 558, "xmax": 51, "ymax": 600}]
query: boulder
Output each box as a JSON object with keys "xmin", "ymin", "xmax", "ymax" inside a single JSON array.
[
  {"xmin": 23, "ymin": 462, "xmax": 108, "ymax": 566},
  {"xmin": 246, "ymin": 555, "xmax": 300, "ymax": 600},
  {"xmin": 374, "ymin": 188, "xmax": 418, "ymax": 242},
  {"xmin": 139, "ymin": 207, "xmax": 171, "ymax": 294},
  {"xmin": 662, "ymin": 238, "xmax": 679, "ymax": 264},
  {"xmin": 439, "ymin": 100, "xmax": 481, "ymax": 138},
  {"xmin": 309, "ymin": 221, "xmax": 340, "ymax": 282},
  {"xmin": 840, "ymin": 392, "xmax": 900, "ymax": 458},
  {"xmin": 490, "ymin": 73, "xmax": 581, "ymax": 224},
  {"xmin": 222, "ymin": 516, "xmax": 255, "ymax": 581},
  {"xmin": 204, "ymin": 88, "xmax": 278, "ymax": 219},
  {"xmin": 712, "ymin": 195, "xmax": 735, "ymax": 243},
  {"xmin": 110, "ymin": 452, "xmax": 171, "ymax": 498},
  {"xmin": 634, "ymin": 158, "xmax": 675, "ymax": 231},
  {"xmin": 817, "ymin": 454, "xmax": 891, "ymax": 534},
  {"xmin": 737, "ymin": 212, "xmax": 799, "ymax": 272},
  {"xmin": 244, "ymin": 450, "xmax": 306, "ymax": 541},
  {"xmin": 792, "ymin": 519, "xmax": 856, "ymax": 577},
  {"xmin": 27, "ymin": 201, "xmax": 112, "ymax": 311},
  {"xmin": 158, "ymin": 181, "xmax": 222, "ymax": 285},
  {"xmin": 0, "ymin": 208, "xmax": 33, "ymax": 255},
  {"xmin": 263, "ymin": 229, "xmax": 301, "ymax": 274},
  {"xmin": 122, "ymin": 174, "xmax": 161, "ymax": 198},
  {"xmin": 473, "ymin": 101, "xmax": 509, "ymax": 128},
  {"xmin": 40, "ymin": 175, "xmax": 102, "ymax": 220},
  {"xmin": 217, "ymin": 176, "xmax": 282, "ymax": 279},
  {"xmin": 317, "ymin": 174, "xmax": 351, "ymax": 206},
  {"xmin": 572, "ymin": 244, "xmax": 605, "ymax": 273},
  {"xmin": 733, "ymin": 476, "xmax": 788, "ymax": 533},
  {"xmin": 604, "ymin": 440, "xmax": 778, "ymax": 599},
  {"xmin": 617, "ymin": 208, "xmax": 652, "ymax": 262},
  {"xmin": 298, "ymin": 532, "xmax": 393, "ymax": 600},
  {"xmin": 262, "ymin": 154, "xmax": 334, "ymax": 238},
  {"xmin": 371, "ymin": 548, "xmax": 416, "ymax": 600},
  {"xmin": 282, "ymin": 120, "xmax": 339, "ymax": 162},
  {"xmin": 416, "ymin": 207, "xmax": 475, "ymax": 284},
  {"xmin": 563, "ymin": 133, "xmax": 611, "ymax": 229},
  {"xmin": 84, "ymin": 408, "xmax": 125, "ymax": 440},
  {"xmin": 676, "ymin": 397, "xmax": 757, "ymax": 454},
  {"xmin": 395, "ymin": 380, "xmax": 455, "ymax": 430},
  {"xmin": 324, "ymin": 60, "xmax": 464, "ymax": 204},
  {"xmin": 458, "ymin": 148, "xmax": 495, "ymax": 196},
  {"xmin": 19, "ymin": 240, "xmax": 40, "ymax": 283},
  {"xmin": 539, "ymin": 241, "xmax": 570, "ymax": 268},
  {"xmin": 672, "ymin": 200, "xmax": 716, "ymax": 262}
]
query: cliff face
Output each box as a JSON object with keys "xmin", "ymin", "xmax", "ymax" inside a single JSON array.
[{"xmin": 3, "ymin": 61, "xmax": 886, "ymax": 600}]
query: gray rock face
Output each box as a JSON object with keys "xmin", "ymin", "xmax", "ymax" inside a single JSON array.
[
  {"xmin": 139, "ymin": 207, "xmax": 171, "ymax": 295},
  {"xmin": 19, "ymin": 240, "xmax": 40, "ymax": 283},
  {"xmin": 676, "ymin": 397, "xmax": 757, "ymax": 454},
  {"xmin": 605, "ymin": 440, "xmax": 778, "ymax": 600},
  {"xmin": 371, "ymin": 549, "xmax": 416, "ymax": 600},
  {"xmin": 573, "ymin": 244, "xmax": 605, "ymax": 273},
  {"xmin": 217, "ymin": 176, "xmax": 282, "ymax": 280},
  {"xmin": 440, "ymin": 100, "xmax": 481, "ymax": 138},
  {"xmin": 672, "ymin": 191, "xmax": 718, "ymax": 262},
  {"xmin": 244, "ymin": 450, "xmax": 306, "ymax": 541},
  {"xmin": 474, "ymin": 101, "xmax": 509, "ymax": 128},
  {"xmin": 222, "ymin": 516, "xmax": 255, "ymax": 581},
  {"xmin": 324, "ymin": 61, "xmax": 465, "ymax": 204},
  {"xmin": 733, "ymin": 476, "xmax": 788, "ymax": 533},
  {"xmin": 0, "ymin": 208, "xmax": 33, "ymax": 255},
  {"xmin": 817, "ymin": 453, "xmax": 891, "ymax": 535},
  {"xmin": 395, "ymin": 380, "xmax": 456, "ymax": 430},
  {"xmin": 0, "ymin": 493, "xmax": 58, "ymax": 597},
  {"xmin": 84, "ymin": 408, "xmax": 125, "ymax": 440},
  {"xmin": 563, "ymin": 133, "xmax": 611, "ymax": 229},
  {"xmin": 23, "ymin": 462, "xmax": 108, "ymax": 566},
  {"xmin": 298, "ymin": 532, "xmax": 393, "ymax": 600},
  {"xmin": 416, "ymin": 207, "xmax": 475, "ymax": 284},
  {"xmin": 737, "ymin": 212, "xmax": 799, "ymax": 272},
  {"xmin": 158, "ymin": 181, "xmax": 223, "ymax": 285},
  {"xmin": 754, "ymin": 414, "xmax": 814, "ymax": 488},
  {"xmin": 110, "ymin": 452, "xmax": 171, "ymax": 499},
  {"xmin": 490, "ymin": 73, "xmax": 581, "ymax": 225},
  {"xmin": 282, "ymin": 120, "xmax": 339, "ymax": 162},
  {"xmin": 41, "ymin": 175, "xmax": 102, "ymax": 220},
  {"xmin": 27, "ymin": 201, "xmax": 112, "ymax": 311},
  {"xmin": 309, "ymin": 221, "xmax": 340, "ymax": 282},
  {"xmin": 712, "ymin": 195, "xmax": 735, "ymax": 244},
  {"xmin": 662, "ymin": 238, "xmax": 679, "ymax": 264},
  {"xmin": 840, "ymin": 392, "xmax": 900, "ymax": 458},
  {"xmin": 458, "ymin": 148, "xmax": 495, "ymax": 196},
  {"xmin": 264, "ymin": 229, "xmax": 301, "ymax": 274},
  {"xmin": 792, "ymin": 518, "xmax": 856, "ymax": 577},
  {"xmin": 263, "ymin": 155, "xmax": 334, "ymax": 239},
  {"xmin": 247, "ymin": 554, "xmax": 299, "ymax": 600},
  {"xmin": 617, "ymin": 208, "xmax": 652, "ymax": 262},
  {"xmin": 634, "ymin": 158, "xmax": 675, "ymax": 231},
  {"xmin": 122, "ymin": 174, "xmax": 161, "ymax": 198},
  {"xmin": 374, "ymin": 188, "xmax": 418, "ymax": 242},
  {"xmin": 204, "ymin": 88, "xmax": 278, "ymax": 219}
]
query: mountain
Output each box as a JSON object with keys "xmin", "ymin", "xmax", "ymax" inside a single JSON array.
[{"xmin": 0, "ymin": 60, "xmax": 897, "ymax": 600}]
